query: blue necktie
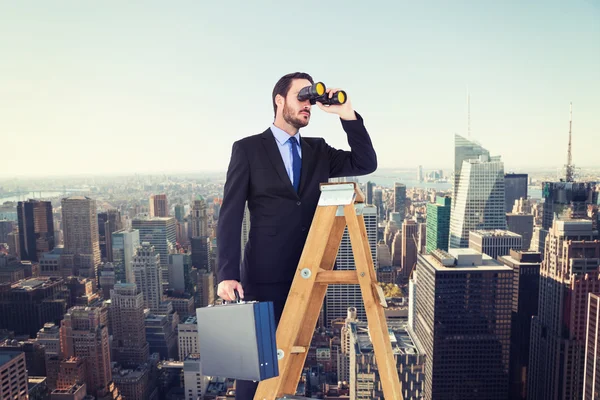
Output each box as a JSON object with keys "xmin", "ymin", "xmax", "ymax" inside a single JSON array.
[{"xmin": 289, "ymin": 136, "xmax": 301, "ymax": 192}]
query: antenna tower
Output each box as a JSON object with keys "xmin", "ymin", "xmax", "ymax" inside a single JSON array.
[{"xmin": 565, "ymin": 102, "xmax": 575, "ymax": 182}]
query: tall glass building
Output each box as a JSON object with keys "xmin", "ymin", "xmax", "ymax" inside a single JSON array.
[
  {"xmin": 449, "ymin": 154, "xmax": 507, "ymax": 248},
  {"xmin": 426, "ymin": 196, "xmax": 451, "ymax": 253}
]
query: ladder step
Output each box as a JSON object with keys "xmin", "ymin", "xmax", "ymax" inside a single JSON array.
[
  {"xmin": 315, "ymin": 270, "xmax": 359, "ymax": 284},
  {"xmin": 290, "ymin": 346, "xmax": 306, "ymax": 354}
]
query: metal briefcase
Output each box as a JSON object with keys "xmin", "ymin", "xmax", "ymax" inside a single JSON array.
[{"xmin": 196, "ymin": 294, "xmax": 279, "ymax": 381}]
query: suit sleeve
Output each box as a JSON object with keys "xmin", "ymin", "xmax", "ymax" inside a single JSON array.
[
  {"xmin": 216, "ymin": 140, "xmax": 249, "ymax": 283},
  {"xmin": 327, "ymin": 111, "xmax": 378, "ymax": 178}
]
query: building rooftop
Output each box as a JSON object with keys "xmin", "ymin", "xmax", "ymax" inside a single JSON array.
[
  {"xmin": 470, "ymin": 229, "xmax": 522, "ymax": 238},
  {"xmin": 132, "ymin": 215, "xmax": 174, "ymax": 222},
  {"xmin": 44, "ymin": 246, "xmax": 64, "ymax": 256},
  {"xmin": 426, "ymin": 248, "xmax": 511, "ymax": 272},
  {"xmin": 11, "ymin": 277, "xmax": 62, "ymax": 291},
  {"xmin": 0, "ymin": 351, "xmax": 20, "ymax": 366},
  {"xmin": 352, "ymin": 319, "xmax": 421, "ymax": 356}
]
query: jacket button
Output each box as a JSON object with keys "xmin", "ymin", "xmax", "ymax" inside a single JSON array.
[
  {"xmin": 297, "ymin": 201, "xmax": 301, "ymax": 206},
  {"xmin": 302, "ymin": 226, "xmax": 307, "ymax": 232}
]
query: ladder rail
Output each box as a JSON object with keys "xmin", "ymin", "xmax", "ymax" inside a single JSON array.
[{"xmin": 253, "ymin": 182, "xmax": 403, "ymax": 400}]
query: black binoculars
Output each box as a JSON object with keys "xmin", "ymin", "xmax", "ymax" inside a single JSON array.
[{"xmin": 297, "ymin": 82, "xmax": 347, "ymax": 105}]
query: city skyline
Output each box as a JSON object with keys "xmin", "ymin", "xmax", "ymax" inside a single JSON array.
[{"xmin": 1, "ymin": 1, "xmax": 599, "ymax": 177}]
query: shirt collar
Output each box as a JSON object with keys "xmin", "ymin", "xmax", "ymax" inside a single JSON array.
[{"xmin": 271, "ymin": 124, "xmax": 300, "ymax": 146}]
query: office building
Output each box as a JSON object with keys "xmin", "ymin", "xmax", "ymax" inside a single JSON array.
[
  {"xmin": 17, "ymin": 199, "xmax": 55, "ymax": 262},
  {"xmin": 131, "ymin": 216, "xmax": 176, "ymax": 267},
  {"xmin": 110, "ymin": 283, "xmax": 149, "ymax": 366},
  {"xmin": 168, "ymin": 253, "xmax": 192, "ymax": 293},
  {"xmin": 111, "ymin": 363, "xmax": 152, "ymax": 400},
  {"xmin": 133, "ymin": 243, "xmax": 164, "ymax": 313},
  {"xmin": 190, "ymin": 197, "xmax": 209, "ymax": 239},
  {"xmin": 61, "ymin": 197, "xmax": 101, "ymax": 283},
  {"xmin": 449, "ymin": 154, "xmax": 507, "ymax": 248},
  {"xmin": 0, "ymin": 277, "xmax": 68, "ymax": 337},
  {"xmin": 149, "ymin": 194, "xmax": 168, "ymax": 218},
  {"xmin": 453, "ymin": 134, "xmax": 490, "ymax": 206},
  {"xmin": 60, "ymin": 306, "xmax": 114, "ymax": 398},
  {"xmin": 98, "ymin": 210, "xmax": 122, "ymax": 261},
  {"xmin": 183, "ymin": 353, "xmax": 210, "ymax": 400},
  {"xmin": 499, "ymin": 250, "xmax": 542, "ymax": 400},
  {"xmin": 468, "ymin": 229, "xmax": 523, "ymax": 260},
  {"xmin": 528, "ymin": 219, "xmax": 600, "ymax": 400},
  {"xmin": 413, "ymin": 248, "xmax": 512, "ymax": 399},
  {"xmin": 111, "ymin": 228, "xmax": 140, "ymax": 284},
  {"xmin": 0, "ymin": 351, "xmax": 28, "ymax": 399},
  {"xmin": 584, "ymin": 293, "xmax": 600, "ymax": 400},
  {"xmin": 394, "ymin": 183, "xmax": 406, "ymax": 223},
  {"xmin": 400, "ymin": 219, "xmax": 418, "ymax": 281},
  {"xmin": 506, "ymin": 213, "xmax": 534, "ymax": 251},
  {"xmin": 178, "ymin": 316, "xmax": 199, "ymax": 362},
  {"xmin": 505, "ymin": 173, "xmax": 528, "ymax": 213}
]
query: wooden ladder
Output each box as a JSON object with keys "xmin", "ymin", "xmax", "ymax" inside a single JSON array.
[{"xmin": 254, "ymin": 182, "xmax": 403, "ymax": 400}]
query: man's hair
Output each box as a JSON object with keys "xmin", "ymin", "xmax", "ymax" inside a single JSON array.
[{"xmin": 272, "ymin": 72, "xmax": 314, "ymax": 117}]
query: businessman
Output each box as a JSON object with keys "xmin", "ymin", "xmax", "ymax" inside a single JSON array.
[{"xmin": 216, "ymin": 72, "xmax": 377, "ymax": 399}]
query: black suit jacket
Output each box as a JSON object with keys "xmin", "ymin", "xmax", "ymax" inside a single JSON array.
[{"xmin": 216, "ymin": 111, "xmax": 377, "ymax": 285}]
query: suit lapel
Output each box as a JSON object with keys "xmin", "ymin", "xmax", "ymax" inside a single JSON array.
[
  {"xmin": 261, "ymin": 128, "xmax": 298, "ymax": 198},
  {"xmin": 298, "ymin": 137, "xmax": 315, "ymax": 196}
]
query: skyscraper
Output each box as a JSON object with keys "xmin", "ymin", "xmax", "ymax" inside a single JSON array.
[
  {"xmin": 499, "ymin": 250, "xmax": 542, "ymax": 400},
  {"xmin": 393, "ymin": 182, "xmax": 406, "ymax": 222},
  {"xmin": 535, "ymin": 181, "xmax": 599, "ymax": 254},
  {"xmin": 17, "ymin": 199, "xmax": 55, "ymax": 262},
  {"xmin": 0, "ymin": 351, "xmax": 28, "ymax": 399},
  {"xmin": 60, "ymin": 306, "xmax": 114, "ymax": 398},
  {"xmin": 131, "ymin": 216, "xmax": 176, "ymax": 266},
  {"xmin": 133, "ymin": 242, "xmax": 163, "ymax": 313},
  {"xmin": 413, "ymin": 248, "xmax": 512, "ymax": 399},
  {"xmin": 400, "ymin": 219, "xmax": 418, "ymax": 281},
  {"xmin": 111, "ymin": 228, "xmax": 140, "ymax": 284},
  {"xmin": 149, "ymin": 194, "xmax": 169, "ymax": 218},
  {"xmin": 190, "ymin": 197, "xmax": 209, "ymax": 239},
  {"xmin": 325, "ymin": 206, "xmax": 377, "ymax": 327},
  {"xmin": 449, "ymin": 154, "xmax": 507, "ymax": 248},
  {"xmin": 504, "ymin": 173, "xmax": 528, "ymax": 213},
  {"xmin": 0, "ymin": 220, "xmax": 14, "ymax": 245},
  {"xmin": 0, "ymin": 277, "xmax": 68, "ymax": 337},
  {"xmin": 174, "ymin": 204, "xmax": 185, "ymax": 223},
  {"xmin": 528, "ymin": 219, "xmax": 600, "ymax": 400},
  {"xmin": 61, "ymin": 197, "xmax": 101, "ymax": 283},
  {"xmin": 366, "ymin": 181, "xmax": 375, "ymax": 205},
  {"xmin": 453, "ymin": 134, "xmax": 490, "ymax": 206},
  {"xmin": 506, "ymin": 213, "xmax": 534, "ymax": 251},
  {"xmin": 110, "ymin": 283, "xmax": 149, "ymax": 367},
  {"xmin": 98, "ymin": 209, "xmax": 122, "ymax": 262},
  {"xmin": 373, "ymin": 189, "xmax": 383, "ymax": 222},
  {"xmin": 468, "ymin": 229, "xmax": 523, "ymax": 260},
  {"xmin": 584, "ymin": 293, "xmax": 600, "ymax": 400},
  {"xmin": 425, "ymin": 196, "xmax": 451, "ymax": 253}
]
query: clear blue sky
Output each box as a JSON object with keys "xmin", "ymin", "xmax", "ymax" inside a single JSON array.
[{"xmin": 1, "ymin": 0, "xmax": 598, "ymax": 177}]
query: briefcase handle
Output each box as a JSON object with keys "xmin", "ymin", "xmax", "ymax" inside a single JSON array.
[{"xmin": 223, "ymin": 289, "xmax": 242, "ymax": 305}]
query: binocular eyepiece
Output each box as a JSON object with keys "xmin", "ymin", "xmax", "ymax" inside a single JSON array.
[{"xmin": 298, "ymin": 82, "xmax": 347, "ymax": 105}]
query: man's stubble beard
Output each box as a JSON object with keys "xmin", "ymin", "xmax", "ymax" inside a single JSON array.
[{"xmin": 283, "ymin": 102, "xmax": 309, "ymax": 130}]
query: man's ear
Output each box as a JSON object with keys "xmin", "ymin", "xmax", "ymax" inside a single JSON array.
[{"xmin": 275, "ymin": 94, "xmax": 285, "ymax": 109}]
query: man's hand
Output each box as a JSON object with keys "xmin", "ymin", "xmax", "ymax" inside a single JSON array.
[
  {"xmin": 217, "ymin": 280, "xmax": 245, "ymax": 302},
  {"xmin": 316, "ymin": 87, "xmax": 357, "ymax": 121}
]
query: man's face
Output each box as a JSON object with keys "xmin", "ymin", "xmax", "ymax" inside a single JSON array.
[{"xmin": 282, "ymin": 78, "xmax": 312, "ymax": 129}]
